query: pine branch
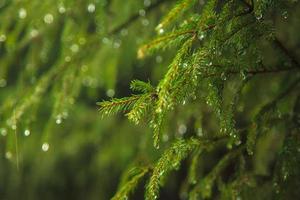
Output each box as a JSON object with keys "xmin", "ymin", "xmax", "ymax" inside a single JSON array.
[
  {"xmin": 112, "ymin": 167, "xmax": 149, "ymax": 200},
  {"xmin": 246, "ymin": 77, "xmax": 300, "ymax": 155},
  {"xmin": 97, "ymin": 95, "xmax": 142, "ymax": 117},
  {"xmin": 190, "ymin": 146, "xmax": 245, "ymax": 199},
  {"xmin": 145, "ymin": 138, "xmax": 226, "ymax": 200},
  {"xmin": 130, "ymin": 80, "xmax": 155, "ymax": 93},
  {"xmin": 138, "ymin": 30, "xmax": 196, "ymax": 58},
  {"xmin": 155, "ymin": 0, "xmax": 196, "ymax": 32}
]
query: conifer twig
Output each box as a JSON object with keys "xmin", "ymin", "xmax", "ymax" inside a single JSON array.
[{"xmin": 205, "ymin": 66, "xmax": 298, "ymax": 78}]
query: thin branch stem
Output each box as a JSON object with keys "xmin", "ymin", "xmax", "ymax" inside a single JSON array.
[{"xmin": 205, "ymin": 66, "xmax": 298, "ymax": 78}]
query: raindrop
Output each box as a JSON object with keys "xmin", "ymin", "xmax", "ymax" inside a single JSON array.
[
  {"xmin": 113, "ymin": 41, "xmax": 121, "ymax": 49},
  {"xmin": 56, "ymin": 115, "xmax": 62, "ymax": 124},
  {"xmin": 235, "ymin": 140, "xmax": 242, "ymax": 146},
  {"xmin": 81, "ymin": 65, "xmax": 88, "ymax": 72},
  {"xmin": 24, "ymin": 129, "xmax": 30, "ymax": 136},
  {"xmin": 44, "ymin": 14, "xmax": 54, "ymax": 24},
  {"xmin": 221, "ymin": 72, "xmax": 227, "ymax": 80},
  {"xmin": 106, "ymin": 89, "xmax": 115, "ymax": 97},
  {"xmin": 162, "ymin": 134, "xmax": 169, "ymax": 142},
  {"xmin": 240, "ymin": 70, "xmax": 247, "ymax": 80},
  {"xmin": 248, "ymin": 150, "xmax": 254, "ymax": 155},
  {"xmin": 62, "ymin": 111, "xmax": 69, "ymax": 119},
  {"xmin": 139, "ymin": 9, "xmax": 146, "ymax": 17},
  {"xmin": 42, "ymin": 142, "xmax": 50, "ymax": 152},
  {"xmin": 182, "ymin": 63, "xmax": 188, "ymax": 68},
  {"xmin": 282, "ymin": 11, "xmax": 288, "ymax": 19},
  {"xmin": 142, "ymin": 19, "xmax": 149, "ymax": 26},
  {"xmin": 178, "ymin": 124, "xmax": 187, "ymax": 135},
  {"xmin": 102, "ymin": 37, "xmax": 110, "ymax": 44},
  {"xmin": 79, "ymin": 37, "xmax": 86, "ymax": 45},
  {"xmin": 58, "ymin": 6, "xmax": 66, "ymax": 14},
  {"xmin": 0, "ymin": 128, "xmax": 7, "ymax": 136},
  {"xmin": 19, "ymin": 8, "xmax": 27, "ymax": 19},
  {"xmin": 158, "ymin": 28, "xmax": 164, "ymax": 34},
  {"xmin": 0, "ymin": 34, "xmax": 6, "ymax": 42},
  {"xmin": 256, "ymin": 13, "xmax": 263, "ymax": 20},
  {"xmin": 5, "ymin": 151, "xmax": 12, "ymax": 159},
  {"xmin": 197, "ymin": 127, "xmax": 203, "ymax": 137},
  {"xmin": 156, "ymin": 107, "xmax": 162, "ymax": 113},
  {"xmin": 144, "ymin": 0, "xmax": 151, "ymax": 7},
  {"xmin": 198, "ymin": 33, "xmax": 205, "ymax": 40},
  {"xmin": 87, "ymin": 3, "xmax": 96, "ymax": 13},
  {"xmin": 206, "ymin": 61, "xmax": 212, "ymax": 66},
  {"xmin": 70, "ymin": 44, "xmax": 79, "ymax": 53},
  {"xmin": 65, "ymin": 56, "xmax": 71, "ymax": 62},
  {"xmin": 155, "ymin": 55, "xmax": 163, "ymax": 63},
  {"xmin": 206, "ymin": 100, "xmax": 212, "ymax": 106},
  {"xmin": 121, "ymin": 29, "xmax": 128, "ymax": 36},
  {"xmin": 0, "ymin": 79, "xmax": 7, "ymax": 87},
  {"xmin": 277, "ymin": 110, "xmax": 282, "ymax": 119},
  {"xmin": 227, "ymin": 143, "xmax": 233, "ymax": 149},
  {"xmin": 30, "ymin": 29, "xmax": 39, "ymax": 38},
  {"xmin": 11, "ymin": 124, "xmax": 17, "ymax": 130}
]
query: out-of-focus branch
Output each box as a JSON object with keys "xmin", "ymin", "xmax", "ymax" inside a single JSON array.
[{"xmin": 109, "ymin": 0, "xmax": 170, "ymax": 35}]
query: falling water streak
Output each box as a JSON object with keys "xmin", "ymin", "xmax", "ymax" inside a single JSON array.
[{"xmin": 13, "ymin": 109, "xmax": 19, "ymax": 171}]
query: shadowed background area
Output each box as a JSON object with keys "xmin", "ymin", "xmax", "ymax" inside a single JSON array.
[{"xmin": 0, "ymin": 0, "xmax": 300, "ymax": 200}]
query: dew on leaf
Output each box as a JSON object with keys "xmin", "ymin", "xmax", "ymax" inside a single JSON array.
[
  {"xmin": 44, "ymin": 14, "xmax": 54, "ymax": 24},
  {"xmin": 42, "ymin": 142, "xmax": 50, "ymax": 152},
  {"xmin": 58, "ymin": 6, "xmax": 66, "ymax": 14},
  {"xmin": 139, "ymin": 9, "xmax": 146, "ymax": 17},
  {"xmin": 30, "ymin": 29, "xmax": 39, "ymax": 38},
  {"xmin": 141, "ymin": 19, "xmax": 149, "ymax": 26},
  {"xmin": 24, "ymin": 129, "xmax": 31, "ymax": 136},
  {"xmin": 0, "ymin": 34, "xmax": 6, "ymax": 42},
  {"xmin": 106, "ymin": 89, "xmax": 115, "ymax": 97},
  {"xmin": 0, "ymin": 128, "xmax": 7, "ymax": 136},
  {"xmin": 70, "ymin": 44, "xmax": 79, "ymax": 53},
  {"xmin": 156, "ymin": 55, "xmax": 163, "ymax": 63},
  {"xmin": 0, "ymin": 79, "xmax": 7, "ymax": 87},
  {"xmin": 5, "ymin": 151, "xmax": 12, "ymax": 159},
  {"xmin": 87, "ymin": 3, "xmax": 96, "ymax": 13},
  {"xmin": 19, "ymin": 8, "xmax": 27, "ymax": 19},
  {"xmin": 144, "ymin": 0, "xmax": 151, "ymax": 7},
  {"xmin": 178, "ymin": 124, "xmax": 187, "ymax": 135}
]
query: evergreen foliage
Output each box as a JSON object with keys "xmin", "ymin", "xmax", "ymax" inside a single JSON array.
[{"xmin": 1, "ymin": 0, "xmax": 300, "ymax": 199}]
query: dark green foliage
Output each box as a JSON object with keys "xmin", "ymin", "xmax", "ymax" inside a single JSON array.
[{"xmin": 1, "ymin": 0, "xmax": 300, "ymax": 199}]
